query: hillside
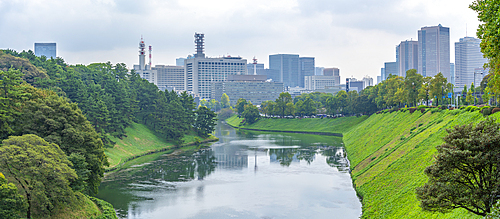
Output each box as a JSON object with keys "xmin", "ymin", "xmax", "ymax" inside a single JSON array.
[
  {"xmin": 105, "ymin": 122, "xmax": 218, "ymax": 170},
  {"xmin": 225, "ymin": 115, "xmax": 367, "ymax": 134},
  {"xmin": 343, "ymin": 109, "xmax": 496, "ymax": 218}
]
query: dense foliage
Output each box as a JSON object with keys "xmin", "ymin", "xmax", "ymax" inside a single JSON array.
[
  {"xmin": 0, "ymin": 172, "xmax": 27, "ymax": 219},
  {"xmin": 417, "ymin": 117, "xmax": 500, "ymax": 216},
  {"xmin": 0, "ymin": 135, "xmax": 77, "ymax": 218}
]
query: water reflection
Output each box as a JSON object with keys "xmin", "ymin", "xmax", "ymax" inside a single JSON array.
[{"xmin": 98, "ymin": 121, "xmax": 360, "ymax": 219}]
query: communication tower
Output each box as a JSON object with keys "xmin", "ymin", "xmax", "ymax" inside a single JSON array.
[{"xmin": 194, "ymin": 33, "xmax": 205, "ymax": 58}]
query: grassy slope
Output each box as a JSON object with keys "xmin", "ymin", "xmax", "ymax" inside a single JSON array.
[
  {"xmin": 226, "ymin": 114, "xmax": 368, "ymax": 134},
  {"xmin": 344, "ymin": 109, "xmax": 498, "ymax": 219},
  {"xmin": 105, "ymin": 122, "xmax": 217, "ymax": 169}
]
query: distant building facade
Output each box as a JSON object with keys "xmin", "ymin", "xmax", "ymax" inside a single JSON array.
[
  {"xmin": 450, "ymin": 63, "xmax": 455, "ymax": 85},
  {"xmin": 454, "ymin": 37, "xmax": 488, "ymax": 88},
  {"xmin": 304, "ymin": 76, "xmax": 337, "ymax": 90},
  {"xmin": 34, "ymin": 43, "xmax": 56, "ymax": 58},
  {"xmin": 384, "ymin": 62, "xmax": 397, "ymax": 79},
  {"xmin": 299, "ymin": 57, "xmax": 315, "ymax": 87},
  {"xmin": 247, "ymin": 63, "xmax": 264, "ymax": 75},
  {"xmin": 418, "ymin": 25, "xmax": 451, "ymax": 80},
  {"xmin": 315, "ymin": 67, "xmax": 324, "ymax": 76},
  {"xmin": 210, "ymin": 75, "xmax": 283, "ymax": 105},
  {"xmin": 152, "ymin": 65, "xmax": 185, "ymax": 91},
  {"xmin": 269, "ymin": 54, "xmax": 300, "ymax": 87},
  {"xmin": 362, "ymin": 76, "xmax": 373, "ymax": 88},
  {"xmin": 323, "ymin": 68, "xmax": 340, "ymax": 85},
  {"xmin": 396, "ymin": 40, "xmax": 418, "ymax": 77}
]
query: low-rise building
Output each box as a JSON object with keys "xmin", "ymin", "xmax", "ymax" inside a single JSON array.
[
  {"xmin": 304, "ymin": 75, "xmax": 337, "ymax": 90},
  {"xmin": 211, "ymin": 75, "xmax": 283, "ymax": 106}
]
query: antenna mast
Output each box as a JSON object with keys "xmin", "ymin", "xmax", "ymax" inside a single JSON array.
[
  {"xmin": 253, "ymin": 56, "xmax": 257, "ymax": 75},
  {"xmin": 149, "ymin": 45, "xmax": 152, "ymax": 70}
]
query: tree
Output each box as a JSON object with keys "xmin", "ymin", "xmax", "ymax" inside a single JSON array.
[
  {"xmin": 221, "ymin": 93, "xmax": 230, "ymax": 108},
  {"xmin": 0, "ymin": 134, "xmax": 78, "ymax": 218},
  {"xmin": 275, "ymin": 92, "xmax": 292, "ymax": 118},
  {"xmin": 194, "ymin": 106, "xmax": 218, "ymax": 137},
  {"xmin": 242, "ymin": 104, "xmax": 260, "ymax": 124},
  {"xmin": 302, "ymin": 97, "xmax": 317, "ymax": 116},
  {"xmin": 0, "ymin": 172, "xmax": 27, "ymax": 219},
  {"xmin": 430, "ymin": 73, "xmax": 447, "ymax": 106},
  {"xmin": 235, "ymin": 98, "xmax": 248, "ymax": 115},
  {"xmin": 404, "ymin": 69, "xmax": 423, "ymax": 106},
  {"xmin": 416, "ymin": 118, "xmax": 500, "ymax": 216}
]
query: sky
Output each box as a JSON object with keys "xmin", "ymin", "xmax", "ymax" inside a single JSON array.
[{"xmin": 0, "ymin": 0, "xmax": 482, "ymax": 82}]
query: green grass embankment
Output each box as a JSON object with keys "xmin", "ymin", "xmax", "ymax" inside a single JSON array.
[
  {"xmin": 105, "ymin": 122, "xmax": 217, "ymax": 170},
  {"xmin": 225, "ymin": 114, "xmax": 368, "ymax": 134},
  {"xmin": 343, "ymin": 109, "xmax": 499, "ymax": 219}
]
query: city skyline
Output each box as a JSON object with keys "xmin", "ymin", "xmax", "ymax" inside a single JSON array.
[{"xmin": 1, "ymin": 0, "xmax": 481, "ymax": 82}]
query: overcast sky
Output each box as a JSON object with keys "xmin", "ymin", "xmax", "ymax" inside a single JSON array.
[{"xmin": 0, "ymin": 0, "xmax": 482, "ymax": 82}]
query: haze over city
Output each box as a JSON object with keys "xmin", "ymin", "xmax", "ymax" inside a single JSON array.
[{"xmin": 0, "ymin": 0, "xmax": 481, "ymax": 81}]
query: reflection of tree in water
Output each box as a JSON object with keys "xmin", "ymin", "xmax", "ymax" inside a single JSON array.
[
  {"xmin": 268, "ymin": 146, "xmax": 349, "ymax": 171},
  {"xmin": 320, "ymin": 147, "xmax": 350, "ymax": 172}
]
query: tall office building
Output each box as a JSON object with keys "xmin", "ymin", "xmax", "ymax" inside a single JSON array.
[
  {"xmin": 299, "ymin": 57, "xmax": 315, "ymax": 87},
  {"xmin": 454, "ymin": 37, "xmax": 488, "ymax": 89},
  {"xmin": 380, "ymin": 68, "xmax": 385, "ymax": 82},
  {"xmin": 384, "ymin": 62, "xmax": 397, "ymax": 79},
  {"xmin": 133, "ymin": 38, "xmax": 157, "ymax": 85},
  {"xmin": 269, "ymin": 54, "xmax": 300, "ymax": 87},
  {"xmin": 152, "ymin": 65, "xmax": 185, "ymax": 91},
  {"xmin": 34, "ymin": 43, "xmax": 56, "ymax": 58},
  {"xmin": 396, "ymin": 40, "xmax": 418, "ymax": 77},
  {"xmin": 450, "ymin": 63, "xmax": 455, "ymax": 85},
  {"xmin": 418, "ymin": 25, "xmax": 451, "ymax": 80},
  {"xmin": 185, "ymin": 33, "xmax": 247, "ymax": 99},
  {"xmin": 362, "ymin": 76, "xmax": 373, "ymax": 88},
  {"xmin": 323, "ymin": 68, "xmax": 340, "ymax": 85}
]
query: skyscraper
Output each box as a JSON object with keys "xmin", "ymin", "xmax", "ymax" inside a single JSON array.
[
  {"xmin": 269, "ymin": 54, "xmax": 300, "ymax": 87},
  {"xmin": 315, "ymin": 67, "xmax": 324, "ymax": 76},
  {"xmin": 34, "ymin": 43, "xmax": 56, "ymax": 58},
  {"xmin": 323, "ymin": 68, "xmax": 340, "ymax": 85},
  {"xmin": 396, "ymin": 40, "xmax": 418, "ymax": 77},
  {"xmin": 450, "ymin": 63, "xmax": 455, "ymax": 85},
  {"xmin": 384, "ymin": 62, "xmax": 397, "ymax": 79},
  {"xmin": 299, "ymin": 57, "xmax": 315, "ymax": 87},
  {"xmin": 454, "ymin": 37, "xmax": 487, "ymax": 89},
  {"xmin": 418, "ymin": 25, "xmax": 451, "ymax": 80}
]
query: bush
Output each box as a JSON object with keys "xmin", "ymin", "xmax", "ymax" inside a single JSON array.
[
  {"xmin": 430, "ymin": 108, "xmax": 442, "ymax": 114},
  {"xmin": 400, "ymin": 108, "xmax": 408, "ymax": 113},
  {"xmin": 421, "ymin": 108, "xmax": 426, "ymax": 113},
  {"xmin": 417, "ymin": 105, "xmax": 427, "ymax": 110},
  {"xmin": 483, "ymin": 108, "xmax": 492, "ymax": 116},
  {"xmin": 440, "ymin": 105, "xmax": 447, "ymax": 110},
  {"xmin": 409, "ymin": 108, "xmax": 417, "ymax": 113},
  {"xmin": 465, "ymin": 106, "xmax": 480, "ymax": 112},
  {"xmin": 492, "ymin": 108, "xmax": 500, "ymax": 114}
]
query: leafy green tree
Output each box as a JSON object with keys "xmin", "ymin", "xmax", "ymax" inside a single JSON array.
[
  {"xmin": 242, "ymin": 104, "xmax": 260, "ymax": 124},
  {"xmin": 0, "ymin": 69, "xmax": 27, "ymax": 139},
  {"xmin": 221, "ymin": 93, "xmax": 230, "ymax": 108},
  {"xmin": 429, "ymin": 73, "xmax": 447, "ymax": 106},
  {"xmin": 260, "ymin": 100, "xmax": 275, "ymax": 117},
  {"xmin": 275, "ymin": 92, "xmax": 292, "ymax": 118},
  {"xmin": 285, "ymin": 102, "xmax": 295, "ymax": 116},
  {"xmin": 466, "ymin": 83, "xmax": 475, "ymax": 105},
  {"xmin": 0, "ymin": 134, "xmax": 77, "ymax": 218},
  {"xmin": 0, "ymin": 172, "xmax": 27, "ymax": 219},
  {"xmin": 14, "ymin": 89, "xmax": 107, "ymax": 196},
  {"xmin": 235, "ymin": 98, "xmax": 248, "ymax": 115},
  {"xmin": 404, "ymin": 69, "xmax": 423, "ymax": 106},
  {"xmin": 301, "ymin": 97, "xmax": 317, "ymax": 116},
  {"xmin": 416, "ymin": 118, "xmax": 500, "ymax": 216},
  {"xmin": 194, "ymin": 106, "xmax": 218, "ymax": 137}
]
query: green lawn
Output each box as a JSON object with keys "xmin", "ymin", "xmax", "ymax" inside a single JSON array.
[
  {"xmin": 105, "ymin": 122, "xmax": 217, "ymax": 169},
  {"xmin": 226, "ymin": 114, "xmax": 367, "ymax": 134}
]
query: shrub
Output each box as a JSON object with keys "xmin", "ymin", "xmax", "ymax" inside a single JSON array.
[
  {"xmin": 421, "ymin": 108, "xmax": 426, "ymax": 113},
  {"xmin": 492, "ymin": 108, "xmax": 500, "ymax": 114},
  {"xmin": 417, "ymin": 105, "xmax": 427, "ymax": 110},
  {"xmin": 450, "ymin": 110, "xmax": 461, "ymax": 115},
  {"xmin": 459, "ymin": 106, "xmax": 466, "ymax": 110},
  {"xmin": 409, "ymin": 108, "xmax": 417, "ymax": 113},
  {"xmin": 483, "ymin": 108, "xmax": 492, "ymax": 116},
  {"xmin": 465, "ymin": 106, "xmax": 480, "ymax": 112},
  {"xmin": 400, "ymin": 108, "xmax": 408, "ymax": 113},
  {"xmin": 430, "ymin": 108, "xmax": 442, "ymax": 114},
  {"xmin": 440, "ymin": 105, "xmax": 447, "ymax": 110}
]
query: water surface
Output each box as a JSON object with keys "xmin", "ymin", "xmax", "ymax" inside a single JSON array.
[{"xmin": 97, "ymin": 122, "xmax": 361, "ymax": 219}]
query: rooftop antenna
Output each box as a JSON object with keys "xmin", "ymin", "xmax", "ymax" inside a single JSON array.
[{"xmin": 194, "ymin": 33, "xmax": 205, "ymax": 58}]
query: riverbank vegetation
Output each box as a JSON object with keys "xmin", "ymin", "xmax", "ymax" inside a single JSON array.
[{"xmin": 0, "ymin": 49, "xmax": 217, "ymax": 218}]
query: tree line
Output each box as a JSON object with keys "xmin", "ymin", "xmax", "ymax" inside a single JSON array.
[{"xmin": 0, "ymin": 49, "xmax": 217, "ymax": 218}]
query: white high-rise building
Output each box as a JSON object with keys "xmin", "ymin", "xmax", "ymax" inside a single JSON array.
[
  {"xmin": 152, "ymin": 65, "xmax": 185, "ymax": 91},
  {"xmin": 362, "ymin": 76, "xmax": 373, "ymax": 88},
  {"xmin": 454, "ymin": 37, "xmax": 488, "ymax": 89},
  {"xmin": 418, "ymin": 25, "xmax": 451, "ymax": 81},
  {"xmin": 185, "ymin": 33, "xmax": 247, "ymax": 99}
]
